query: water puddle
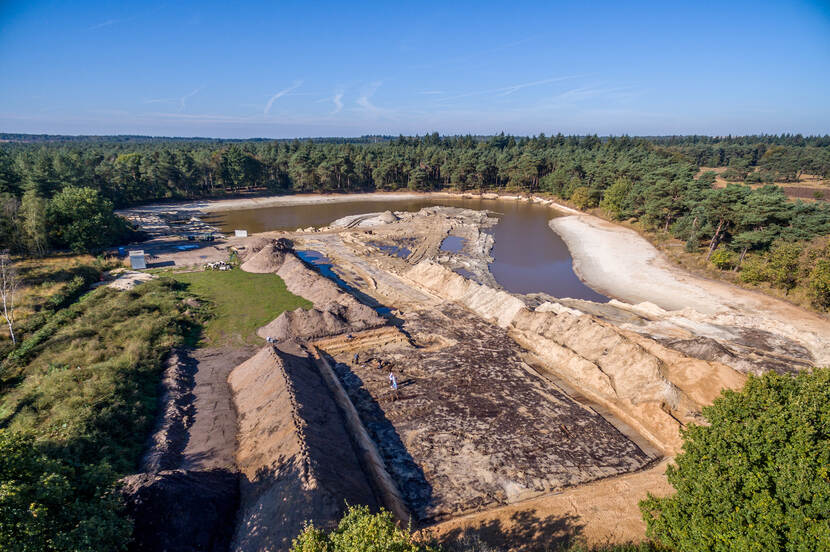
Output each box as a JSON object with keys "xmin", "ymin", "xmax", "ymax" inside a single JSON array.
[
  {"xmin": 453, "ymin": 268, "xmax": 480, "ymax": 283},
  {"xmin": 369, "ymin": 241, "xmax": 411, "ymax": 259},
  {"xmin": 439, "ymin": 236, "xmax": 466, "ymax": 253}
]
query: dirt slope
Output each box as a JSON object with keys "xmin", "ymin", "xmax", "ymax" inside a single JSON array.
[
  {"xmin": 243, "ymin": 245, "xmax": 387, "ymax": 341},
  {"xmin": 227, "ymin": 344, "xmax": 378, "ymax": 552}
]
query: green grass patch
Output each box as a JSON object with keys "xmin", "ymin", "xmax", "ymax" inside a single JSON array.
[{"xmin": 170, "ymin": 268, "xmax": 311, "ymax": 346}]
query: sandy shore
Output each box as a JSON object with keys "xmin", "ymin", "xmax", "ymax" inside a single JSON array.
[
  {"xmin": 117, "ymin": 190, "xmax": 580, "ymax": 217},
  {"xmin": 550, "ymin": 213, "xmax": 830, "ymax": 366},
  {"xmin": 550, "ymin": 216, "xmax": 718, "ymax": 313}
]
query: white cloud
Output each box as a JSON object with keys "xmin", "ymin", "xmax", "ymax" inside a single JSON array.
[{"xmin": 332, "ymin": 91, "xmax": 344, "ymax": 114}]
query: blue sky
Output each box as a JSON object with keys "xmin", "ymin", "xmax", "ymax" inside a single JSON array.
[{"xmin": 1, "ymin": 0, "xmax": 829, "ymax": 138}]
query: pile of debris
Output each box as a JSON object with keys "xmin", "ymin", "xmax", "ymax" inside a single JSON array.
[{"xmin": 205, "ymin": 261, "xmax": 232, "ymax": 271}]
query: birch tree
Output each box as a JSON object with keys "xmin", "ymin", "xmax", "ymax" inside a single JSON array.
[{"xmin": 0, "ymin": 254, "xmax": 19, "ymax": 345}]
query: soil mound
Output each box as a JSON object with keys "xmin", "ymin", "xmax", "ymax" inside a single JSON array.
[
  {"xmin": 274, "ymin": 254, "xmax": 355, "ymax": 306},
  {"xmin": 240, "ymin": 243, "xmax": 288, "ymax": 273},
  {"xmin": 228, "ymin": 345, "xmax": 378, "ymax": 551},
  {"xmin": 251, "ymin": 251, "xmax": 387, "ymax": 342},
  {"xmin": 121, "ymin": 469, "xmax": 239, "ymax": 552},
  {"xmin": 140, "ymin": 349, "xmax": 195, "ymax": 473},
  {"xmin": 259, "ymin": 301, "xmax": 385, "ymax": 342},
  {"xmin": 377, "ymin": 210, "xmax": 399, "ymax": 223}
]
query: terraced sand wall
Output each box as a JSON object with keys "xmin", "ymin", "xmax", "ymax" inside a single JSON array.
[{"xmin": 405, "ymin": 260, "xmax": 745, "ymax": 454}]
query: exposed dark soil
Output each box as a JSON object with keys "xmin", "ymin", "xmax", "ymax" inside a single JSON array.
[
  {"xmin": 127, "ymin": 346, "xmax": 256, "ymax": 552},
  {"xmin": 324, "ymin": 304, "xmax": 654, "ymax": 523},
  {"xmin": 141, "ymin": 347, "xmax": 256, "ymax": 471},
  {"xmin": 122, "ymin": 469, "xmax": 239, "ymax": 552},
  {"xmin": 182, "ymin": 347, "xmax": 257, "ymax": 469}
]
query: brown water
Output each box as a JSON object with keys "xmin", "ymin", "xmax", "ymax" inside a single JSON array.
[{"xmin": 205, "ymin": 197, "xmax": 607, "ymax": 302}]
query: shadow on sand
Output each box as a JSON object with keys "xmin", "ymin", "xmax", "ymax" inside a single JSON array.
[{"xmin": 437, "ymin": 510, "xmax": 585, "ymax": 552}]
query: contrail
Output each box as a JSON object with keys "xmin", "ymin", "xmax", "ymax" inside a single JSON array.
[{"xmin": 264, "ymin": 81, "xmax": 303, "ymax": 114}]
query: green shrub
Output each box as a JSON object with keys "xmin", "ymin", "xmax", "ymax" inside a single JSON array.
[
  {"xmin": 808, "ymin": 259, "xmax": 830, "ymax": 310},
  {"xmin": 0, "ymin": 430, "xmax": 131, "ymax": 551},
  {"xmin": 765, "ymin": 241, "xmax": 804, "ymax": 292},
  {"xmin": 641, "ymin": 369, "xmax": 830, "ymax": 551},
  {"xmin": 739, "ymin": 256, "xmax": 769, "ymax": 284},
  {"xmin": 291, "ymin": 505, "xmax": 439, "ymax": 552},
  {"xmin": 570, "ymin": 186, "xmax": 597, "ymax": 210},
  {"xmin": 709, "ymin": 249, "xmax": 736, "ymax": 270}
]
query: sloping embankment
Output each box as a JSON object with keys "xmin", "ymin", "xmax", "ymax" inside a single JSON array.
[
  {"xmin": 227, "ymin": 344, "xmax": 378, "ymax": 551},
  {"xmin": 405, "ymin": 260, "xmax": 745, "ymax": 454}
]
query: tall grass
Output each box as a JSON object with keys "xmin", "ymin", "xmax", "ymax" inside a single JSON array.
[{"xmin": 0, "ymin": 277, "xmax": 199, "ymax": 472}]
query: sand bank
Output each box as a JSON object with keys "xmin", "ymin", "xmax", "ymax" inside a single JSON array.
[{"xmin": 550, "ymin": 214, "xmax": 830, "ymax": 366}]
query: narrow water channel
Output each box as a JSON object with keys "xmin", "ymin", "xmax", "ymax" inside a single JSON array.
[{"xmin": 205, "ymin": 197, "xmax": 608, "ymax": 302}]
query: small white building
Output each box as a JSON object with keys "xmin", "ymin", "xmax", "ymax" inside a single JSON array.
[
  {"xmin": 129, "ymin": 250, "xmax": 147, "ymax": 270},
  {"xmin": 234, "ymin": 229, "xmax": 248, "ymax": 237}
]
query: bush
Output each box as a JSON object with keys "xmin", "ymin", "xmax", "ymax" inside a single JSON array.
[
  {"xmin": 739, "ymin": 256, "xmax": 769, "ymax": 284},
  {"xmin": 570, "ymin": 186, "xmax": 597, "ymax": 210},
  {"xmin": 765, "ymin": 241, "xmax": 803, "ymax": 292},
  {"xmin": 808, "ymin": 259, "xmax": 830, "ymax": 309},
  {"xmin": 291, "ymin": 505, "xmax": 439, "ymax": 552},
  {"xmin": 641, "ymin": 369, "xmax": 830, "ymax": 551},
  {"xmin": 709, "ymin": 249, "xmax": 735, "ymax": 270},
  {"xmin": 0, "ymin": 430, "xmax": 131, "ymax": 551}
]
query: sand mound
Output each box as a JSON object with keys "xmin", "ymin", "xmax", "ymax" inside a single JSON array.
[
  {"xmin": 377, "ymin": 210, "xmax": 399, "ymax": 223},
  {"xmin": 259, "ymin": 301, "xmax": 385, "ymax": 342},
  {"xmin": 105, "ymin": 270, "xmax": 155, "ymax": 290},
  {"xmin": 405, "ymin": 260, "xmax": 525, "ymax": 327},
  {"xmin": 240, "ymin": 243, "xmax": 288, "ymax": 273},
  {"xmin": 248, "ymin": 251, "xmax": 387, "ymax": 342},
  {"xmin": 228, "ymin": 345, "xmax": 378, "ymax": 551}
]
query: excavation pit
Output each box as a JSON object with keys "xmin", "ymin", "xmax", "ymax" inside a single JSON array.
[{"xmin": 320, "ymin": 303, "xmax": 657, "ymax": 524}]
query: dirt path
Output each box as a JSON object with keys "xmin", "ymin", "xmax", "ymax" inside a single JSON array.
[{"xmin": 181, "ymin": 347, "xmax": 257, "ymax": 470}]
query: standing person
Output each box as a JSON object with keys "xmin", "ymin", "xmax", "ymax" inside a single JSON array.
[{"xmin": 389, "ymin": 371, "xmax": 398, "ymax": 399}]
